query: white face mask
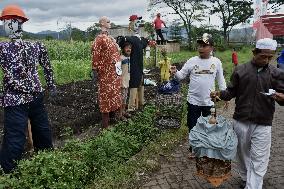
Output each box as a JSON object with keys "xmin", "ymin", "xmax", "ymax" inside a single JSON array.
[
  {"xmin": 3, "ymin": 18, "xmax": 24, "ymax": 39},
  {"xmin": 133, "ymin": 20, "xmax": 141, "ymax": 34}
]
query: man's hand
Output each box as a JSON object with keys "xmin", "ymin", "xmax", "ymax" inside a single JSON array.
[
  {"xmin": 210, "ymin": 91, "xmax": 221, "ymax": 101},
  {"xmin": 170, "ymin": 66, "xmax": 177, "ymax": 75},
  {"xmin": 273, "ymin": 92, "xmax": 284, "ymax": 102}
]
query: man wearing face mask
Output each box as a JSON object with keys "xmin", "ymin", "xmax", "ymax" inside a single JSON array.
[
  {"xmin": 0, "ymin": 5, "xmax": 56, "ymax": 173},
  {"xmin": 117, "ymin": 15, "xmax": 150, "ymax": 111},
  {"xmin": 92, "ymin": 16, "xmax": 122, "ymax": 128}
]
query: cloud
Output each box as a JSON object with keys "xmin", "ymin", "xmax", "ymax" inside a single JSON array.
[{"xmin": 0, "ymin": 0, "xmax": 149, "ymax": 32}]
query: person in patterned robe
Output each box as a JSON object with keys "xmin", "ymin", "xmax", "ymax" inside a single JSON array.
[
  {"xmin": 0, "ymin": 5, "xmax": 56, "ymax": 173},
  {"xmin": 92, "ymin": 16, "xmax": 122, "ymax": 128}
]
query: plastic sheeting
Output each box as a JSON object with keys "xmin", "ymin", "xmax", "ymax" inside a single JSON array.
[{"xmin": 189, "ymin": 116, "xmax": 238, "ymax": 161}]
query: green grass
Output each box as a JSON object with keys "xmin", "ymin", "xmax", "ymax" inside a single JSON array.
[
  {"xmin": 39, "ymin": 59, "xmax": 91, "ymax": 85},
  {"xmin": 168, "ymin": 47, "xmax": 253, "ymax": 82}
]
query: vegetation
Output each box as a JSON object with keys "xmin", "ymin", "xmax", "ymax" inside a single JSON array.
[
  {"xmin": 149, "ymin": 0, "xmax": 207, "ymax": 48},
  {"xmin": 0, "ymin": 106, "xmax": 167, "ymax": 188},
  {"xmin": 0, "ymin": 37, "xmax": 273, "ymax": 188},
  {"xmin": 206, "ymin": 0, "xmax": 254, "ymax": 44}
]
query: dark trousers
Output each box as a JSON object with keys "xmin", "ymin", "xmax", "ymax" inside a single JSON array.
[
  {"xmin": 0, "ymin": 93, "xmax": 53, "ymax": 173},
  {"xmin": 187, "ymin": 102, "xmax": 211, "ymax": 132},
  {"xmin": 156, "ymin": 29, "xmax": 165, "ymax": 45}
]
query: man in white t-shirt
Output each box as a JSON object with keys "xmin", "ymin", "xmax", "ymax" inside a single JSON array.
[{"xmin": 171, "ymin": 33, "xmax": 227, "ymax": 134}]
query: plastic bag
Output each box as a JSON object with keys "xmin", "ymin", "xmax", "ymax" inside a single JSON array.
[{"xmin": 158, "ymin": 79, "xmax": 180, "ymax": 94}]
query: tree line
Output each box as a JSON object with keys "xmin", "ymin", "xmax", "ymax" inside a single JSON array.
[{"xmin": 148, "ymin": 0, "xmax": 284, "ymax": 48}]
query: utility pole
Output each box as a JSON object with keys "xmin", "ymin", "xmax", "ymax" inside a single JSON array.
[{"xmin": 57, "ymin": 18, "xmax": 62, "ymax": 40}]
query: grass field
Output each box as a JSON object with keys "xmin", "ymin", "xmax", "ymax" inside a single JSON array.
[{"xmin": 1, "ymin": 38, "xmax": 279, "ymax": 86}]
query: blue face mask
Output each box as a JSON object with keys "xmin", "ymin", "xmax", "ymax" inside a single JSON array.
[{"xmin": 3, "ymin": 18, "xmax": 24, "ymax": 39}]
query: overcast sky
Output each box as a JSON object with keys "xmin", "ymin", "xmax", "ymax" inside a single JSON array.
[
  {"xmin": 0, "ymin": 0, "xmax": 151, "ymax": 33},
  {"xmin": 1, "ymin": 0, "xmax": 283, "ymax": 33}
]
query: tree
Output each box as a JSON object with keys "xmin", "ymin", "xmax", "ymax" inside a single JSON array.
[
  {"xmin": 143, "ymin": 21, "xmax": 155, "ymax": 39},
  {"xmin": 86, "ymin": 23, "xmax": 100, "ymax": 41},
  {"xmin": 45, "ymin": 35, "xmax": 54, "ymax": 41},
  {"xmin": 268, "ymin": 0, "xmax": 284, "ymax": 12},
  {"xmin": 168, "ymin": 19, "xmax": 183, "ymax": 42},
  {"xmin": 110, "ymin": 22, "xmax": 121, "ymax": 29},
  {"xmin": 71, "ymin": 28, "xmax": 86, "ymax": 41},
  {"xmin": 207, "ymin": 0, "xmax": 254, "ymax": 44},
  {"xmin": 149, "ymin": 0, "xmax": 207, "ymax": 48}
]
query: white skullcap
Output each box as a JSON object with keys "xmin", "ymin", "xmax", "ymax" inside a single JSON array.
[{"xmin": 256, "ymin": 38, "xmax": 277, "ymax": 51}]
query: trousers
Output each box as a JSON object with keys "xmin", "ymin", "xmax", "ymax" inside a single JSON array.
[
  {"xmin": 233, "ymin": 120, "xmax": 271, "ymax": 189},
  {"xmin": 0, "ymin": 93, "xmax": 53, "ymax": 173}
]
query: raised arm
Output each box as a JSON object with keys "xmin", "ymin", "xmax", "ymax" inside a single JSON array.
[{"xmin": 173, "ymin": 60, "xmax": 191, "ymax": 81}]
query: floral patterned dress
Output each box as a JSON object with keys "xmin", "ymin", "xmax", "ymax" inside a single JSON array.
[
  {"xmin": 0, "ymin": 41, "xmax": 55, "ymax": 107},
  {"xmin": 92, "ymin": 33, "xmax": 122, "ymax": 113}
]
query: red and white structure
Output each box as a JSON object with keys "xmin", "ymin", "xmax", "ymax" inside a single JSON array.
[{"xmin": 253, "ymin": 0, "xmax": 284, "ymax": 40}]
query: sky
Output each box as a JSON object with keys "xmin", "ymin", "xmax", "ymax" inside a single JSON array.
[
  {"xmin": 0, "ymin": 0, "xmax": 150, "ymax": 33},
  {"xmin": 0, "ymin": 0, "xmax": 283, "ymax": 33}
]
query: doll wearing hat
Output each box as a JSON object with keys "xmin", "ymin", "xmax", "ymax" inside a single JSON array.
[
  {"xmin": 117, "ymin": 15, "xmax": 150, "ymax": 111},
  {"xmin": 0, "ymin": 5, "xmax": 56, "ymax": 173}
]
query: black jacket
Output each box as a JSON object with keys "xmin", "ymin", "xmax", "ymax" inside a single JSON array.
[
  {"xmin": 220, "ymin": 61, "xmax": 284, "ymax": 125},
  {"xmin": 118, "ymin": 36, "xmax": 148, "ymax": 88}
]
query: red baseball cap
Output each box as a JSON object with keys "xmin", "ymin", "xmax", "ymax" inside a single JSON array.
[{"xmin": 129, "ymin": 15, "xmax": 142, "ymax": 21}]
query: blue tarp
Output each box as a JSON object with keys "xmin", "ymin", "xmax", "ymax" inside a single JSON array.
[{"xmin": 189, "ymin": 116, "xmax": 238, "ymax": 161}]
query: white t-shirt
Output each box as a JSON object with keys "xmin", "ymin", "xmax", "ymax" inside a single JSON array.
[{"xmin": 175, "ymin": 56, "xmax": 226, "ymax": 106}]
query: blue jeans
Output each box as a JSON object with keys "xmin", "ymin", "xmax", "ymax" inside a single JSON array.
[
  {"xmin": 187, "ymin": 102, "xmax": 211, "ymax": 132},
  {"xmin": 0, "ymin": 93, "xmax": 53, "ymax": 173}
]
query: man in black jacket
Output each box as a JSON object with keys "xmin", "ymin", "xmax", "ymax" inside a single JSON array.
[{"xmin": 211, "ymin": 38, "xmax": 284, "ymax": 189}]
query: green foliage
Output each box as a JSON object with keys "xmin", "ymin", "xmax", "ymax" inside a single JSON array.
[
  {"xmin": 0, "ymin": 106, "xmax": 159, "ymax": 188},
  {"xmin": 268, "ymin": 0, "xmax": 284, "ymax": 12},
  {"xmin": 168, "ymin": 51, "xmax": 198, "ymax": 64},
  {"xmin": 43, "ymin": 40, "xmax": 91, "ymax": 61},
  {"xmin": 71, "ymin": 28, "xmax": 87, "ymax": 42},
  {"xmin": 45, "ymin": 35, "xmax": 54, "ymax": 41},
  {"xmin": 168, "ymin": 19, "xmax": 183, "ymax": 42},
  {"xmin": 0, "ymin": 150, "xmax": 90, "ymax": 189},
  {"xmin": 206, "ymin": 0, "xmax": 254, "ymax": 43},
  {"xmin": 143, "ymin": 22, "xmax": 155, "ymax": 40},
  {"xmin": 149, "ymin": 0, "xmax": 208, "ymax": 48},
  {"xmin": 86, "ymin": 23, "xmax": 100, "ymax": 41}
]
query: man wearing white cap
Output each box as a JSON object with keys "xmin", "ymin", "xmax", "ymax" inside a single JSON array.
[{"xmin": 211, "ymin": 38, "xmax": 284, "ymax": 189}]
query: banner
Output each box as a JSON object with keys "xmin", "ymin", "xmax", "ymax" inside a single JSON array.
[{"xmin": 253, "ymin": 0, "xmax": 262, "ymax": 29}]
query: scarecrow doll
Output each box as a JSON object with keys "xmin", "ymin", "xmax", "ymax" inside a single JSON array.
[{"xmin": 0, "ymin": 4, "xmax": 56, "ymax": 173}]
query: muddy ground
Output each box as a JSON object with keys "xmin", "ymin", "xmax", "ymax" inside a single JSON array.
[{"xmin": 0, "ymin": 65, "xmax": 184, "ymax": 146}]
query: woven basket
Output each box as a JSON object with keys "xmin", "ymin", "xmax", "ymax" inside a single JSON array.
[
  {"xmin": 155, "ymin": 93, "xmax": 182, "ymax": 129},
  {"xmin": 195, "ymin": 156, "xmax": 231, "ymax": 187},
  {"xmin": 155, "ymin": 93, "xmax": 182, "ymax": 108}
]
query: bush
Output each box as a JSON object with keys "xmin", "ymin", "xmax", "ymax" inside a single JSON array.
[{"xmin": 0, "ymin": 106, "xmax": 158, "ymax": 188}]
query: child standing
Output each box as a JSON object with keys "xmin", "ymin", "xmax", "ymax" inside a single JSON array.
[
  {"xmin": 120, "ymin": 42, "xmax": 132, "ymax": 117},
  {"xmin": 232, "ymin": 48, "xmax": 238, "ymax": 66},
  {"xmin": 158, "ymin": 48, "xmax": 171, "ymax": 82}
]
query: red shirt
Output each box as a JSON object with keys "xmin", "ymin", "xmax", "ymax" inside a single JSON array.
[
  {"xmin": 153, "ymin": 18, "xmax": 165, "ymax": 30},
  {"xmin": 232, "ymin": 52, "xmax": 238, "ymax": 65}
]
